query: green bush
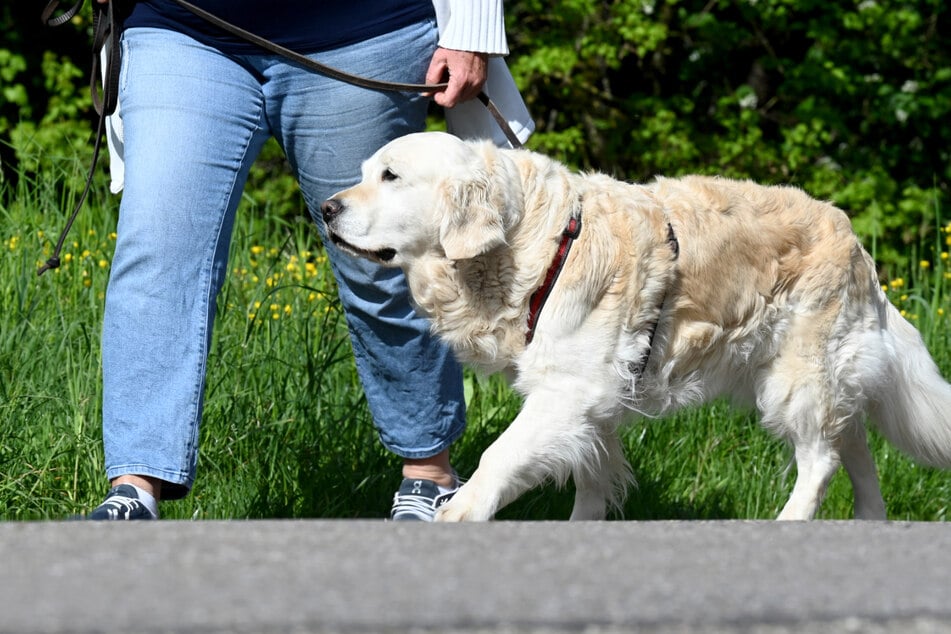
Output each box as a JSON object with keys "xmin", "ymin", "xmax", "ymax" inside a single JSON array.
[{"xmin": 507, "ymin": 0, "xmax": 950, "ymax": 273}]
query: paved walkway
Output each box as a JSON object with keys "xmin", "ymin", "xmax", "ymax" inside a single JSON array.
[{"xmin": 2, "ymin": 520, "xmax": 950, "ymax": 633}]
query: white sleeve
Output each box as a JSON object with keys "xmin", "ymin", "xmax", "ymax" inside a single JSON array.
[{"xmin": 433, "ymin": 0, "xmax": 509, "ymax": 55}]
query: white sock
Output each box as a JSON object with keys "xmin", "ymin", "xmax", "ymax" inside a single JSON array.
[{"xmin": 127, "ymin": 484, "xmax": 160, "ymax": 519}]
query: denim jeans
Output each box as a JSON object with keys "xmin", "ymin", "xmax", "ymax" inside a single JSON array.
[{"xmin": 102, "ymin": 21, "xmax": 466, "ymax": 499}]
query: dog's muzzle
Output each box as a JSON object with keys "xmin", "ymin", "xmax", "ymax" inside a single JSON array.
[{"xmin": 319, "ymin": 198, "xmax": 397, "ymax": 263}]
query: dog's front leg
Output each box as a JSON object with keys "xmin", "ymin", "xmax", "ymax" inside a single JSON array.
[{"xmin": 436, "ymin": 392, "xmax": 597, "ymax": 522}]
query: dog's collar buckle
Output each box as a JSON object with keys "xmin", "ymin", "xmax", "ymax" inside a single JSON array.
[{"xmin": 525, "ymin": 214, "xmax": 583, "ymax": 344}]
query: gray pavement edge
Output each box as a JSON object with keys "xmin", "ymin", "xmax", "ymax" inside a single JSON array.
[{"xmin": 1, "ymin": 520, "xmax": 949, "ymax": 634}]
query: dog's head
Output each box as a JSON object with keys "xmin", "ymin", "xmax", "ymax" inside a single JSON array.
[{"xmin": 321, "ymin": 132, "xmax": 518, "ymax": 266}]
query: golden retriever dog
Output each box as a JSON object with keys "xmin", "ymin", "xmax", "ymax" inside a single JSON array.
[{"xmin": 320, "ymin": 131, "xmax": 951, "ymax": 521}]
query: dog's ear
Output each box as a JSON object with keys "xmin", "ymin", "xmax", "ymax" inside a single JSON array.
[{"xmin": 437, "ymin": 170, "xmax": 507, "ymax": 260}]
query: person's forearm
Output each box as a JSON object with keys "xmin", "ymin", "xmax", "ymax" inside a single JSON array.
[{"xmin": 436, "ymin": 0, "xmax": 509, "ymax": 55}]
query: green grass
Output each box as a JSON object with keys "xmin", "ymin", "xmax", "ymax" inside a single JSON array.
[{"xmin": 2, "ymin": 161, "xmax": 950, "ymax": 521}]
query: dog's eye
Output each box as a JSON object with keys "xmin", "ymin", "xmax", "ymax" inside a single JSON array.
[{"xmin": 382, "ymin": 168, "xmax": 399, "ymax": 182}]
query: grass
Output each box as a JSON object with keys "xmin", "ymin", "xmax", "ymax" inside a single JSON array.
[{"xmin": 2, "ymin": 159, "xmax": 950, "ymax": 521}]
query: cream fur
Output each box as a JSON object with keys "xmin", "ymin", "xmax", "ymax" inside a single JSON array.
[{"xmin": 322, "ymin": 131, "xmax": 951, "ymax": 521}]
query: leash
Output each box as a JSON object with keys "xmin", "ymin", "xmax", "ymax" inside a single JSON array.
[
  {"xmin": 37, "ymin": 0, "xmax": 523, "ymax": 276},
  {"xmin": 168, "ymin": 0, "xmax": 524, "ymax": 148},
  {"xmin": 37, "ymin": 0, "xmax": 121, "ymax": 276},
  {"xmin": 36, "ymin": 0, "xmax": 119, "ymax": 275}
]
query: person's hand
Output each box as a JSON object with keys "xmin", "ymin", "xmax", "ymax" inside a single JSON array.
[{"xmin": 425, "ymin": 48, "xmax": 488, "ymax": 109}]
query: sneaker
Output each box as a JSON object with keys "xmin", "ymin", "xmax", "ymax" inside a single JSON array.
[
  {"xmin": 85, "ymin": 484, "xmax": 157, "ymax": 520},
  {"xmin": 390, "ymin": 477, "xmax": 459, "ymax": 521}
]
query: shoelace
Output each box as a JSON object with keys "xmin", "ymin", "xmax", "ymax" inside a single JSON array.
[
  {"xmin": 96, "ymin": 495, "xmax": 147, "ymax": 519},
  {"xmin": 392, "ymin": 490, "xmax": 456, "ymax": 519}
]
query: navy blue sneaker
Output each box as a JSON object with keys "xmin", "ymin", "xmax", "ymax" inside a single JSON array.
[
  {"xmin": 390, "ymin": 478, "xmax": 458, "ymax": 521},
  {"xmin": 85, "ymin": 484, "xmax": 157, "ymax": 520}
]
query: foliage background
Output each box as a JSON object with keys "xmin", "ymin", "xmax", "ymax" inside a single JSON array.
[{"xmin": 1, "ymin": 1, "xmax": 950, "ymax": 520}]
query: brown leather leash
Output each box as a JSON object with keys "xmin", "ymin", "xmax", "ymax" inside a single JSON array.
[{"xmin": 37, "ymin": 0, "xmax": 523, "ymax": 276}]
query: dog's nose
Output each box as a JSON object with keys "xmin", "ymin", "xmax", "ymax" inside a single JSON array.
[{"xmin": 320, "ymin": 198, "xmax": 343, "ymax": 221}]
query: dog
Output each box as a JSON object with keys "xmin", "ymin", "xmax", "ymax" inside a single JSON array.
[{"xmin": 321, "ymin": 131, "xmax": 951, "ymax": 521}]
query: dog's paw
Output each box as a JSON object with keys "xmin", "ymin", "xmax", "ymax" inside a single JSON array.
[{"xmin": 435, "ymin": 485, "xmax": 496, "ymax": 522}]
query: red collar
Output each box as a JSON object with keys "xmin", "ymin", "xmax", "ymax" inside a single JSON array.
[{"xmin": 525, "ymin": 215, "xmax": 582, "ymax": 343}]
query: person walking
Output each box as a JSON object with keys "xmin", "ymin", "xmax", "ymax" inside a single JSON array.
[{"xmin": 83, "ymin": 0, "xmax": 526, "ymax": 521}]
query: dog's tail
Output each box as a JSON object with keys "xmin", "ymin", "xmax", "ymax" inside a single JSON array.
[{"xmin": 868, "ymin": 299, "xmax": 951, "ymax": 468}]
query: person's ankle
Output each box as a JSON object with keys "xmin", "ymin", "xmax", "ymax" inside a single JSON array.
[
  {"xmin": 112, "ymin": 474, "xmax": 163, "ymax": 501},
  {"xmin": 402, "ymin": 452, "xmax": 455, "ymax": 488}
]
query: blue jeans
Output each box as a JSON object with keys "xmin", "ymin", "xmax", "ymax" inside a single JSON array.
[{"xmin": 102, "ymin": 22, "xmax": 466, "ymax": 499}]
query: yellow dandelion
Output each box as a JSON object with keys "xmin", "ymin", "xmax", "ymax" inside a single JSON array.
[
  {"xmin": 305, "ymin": 262, "xmax": 318, "ymax": 276},
  {"xmin": 250, "ymin": 245, "xmax": 265, "ymax": 256},
  {"xmin": 98, "ymin": 259, "xmax": 109, "ymax": 268},
  {"xmin": 64, "ymin": 253, "xmax": 73, "ymax": 263},
  {"xmin": 285, "ymin": 262, "xmax": 298, "ymax": 272},
  {"xmin": 81, "ymin": 249, "xmax": 91, "ymax": 259},
  {"xmin": 269, "ymin": 303, "xmax": 280, "ymax": 312},
  {"xmin": 939, "ymin": 308, "xmax": 945, "ymax": 317},
  {"xmin": 900, "ymin": 294, "xmax": 908, "ymax": 302},
  {"xmin": 307, "ymin": 291, "xmax": 318, "ymax": 302},
  {"xmin": 251, "ymin": 275, "xmax": 260, "ymax": 283},
  {"xmin": 254, "ymin": 301, "xmax": 262, "ymax": 309},
  {"xmin": 87, "ymin": 229, "xmax": 96, "ymax": 236},
  {"xmin": 248, "ymin": 313, "xmax": 256, "ymax": 321},
  {"xmin": 942, "ymin": 252, "xmax": 949, "ymax": 261},
  {"xmin": 271, "ymin": 312, "xmax": 280, "ymax": 320},
  {"xmin": 268, "ymin": 247, "xmax": 279, "ymax": 257},
  {"xmin": 109, "ymin": 232, "xmax": 117, "ymax": 240},
  {"xmin": 283, "ymin": 304, "xmax": 292, "ymax": 315},
  {"xmin": 37, "ymin": 230, "xmax": 45, "ymax": 238},
  {"xmin": 920, "ymin": 260, "xmax": 931, "ymax": 270},
  {"xmin": 83, "ymin": 278, "xmax": 92, "ymax": 288},
  {"xmin": 900, "ymin": 309, "xmax": 908, "ymax": 317},
  {"xmin": 889, "ymin": 278, "xmax": 905, "ymax": 289}
]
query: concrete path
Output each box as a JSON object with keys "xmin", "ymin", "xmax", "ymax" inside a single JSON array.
[{"xmin": 2, "ymin": 520, "xmax": 950, "ymax": 633}]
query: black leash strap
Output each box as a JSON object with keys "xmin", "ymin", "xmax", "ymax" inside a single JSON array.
[{"xmin": 38, "ymin": 0, "xmax": 120, "ymax": 276}]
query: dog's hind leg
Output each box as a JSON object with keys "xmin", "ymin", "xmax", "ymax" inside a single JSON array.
[
  {"xmin": 839, "ymin": 423, "xmax": 886, "ymax": 519},
  {"xmin": 570, "ymin": 431, "xmax": 633, "ymax": 520},
  {"xmin": 761, "ymin": 358, "xmax": 843, "ymax": 520},
  {"xmin": 777, "ymin": 437, "xmax": 841, "ymax": 520}
]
